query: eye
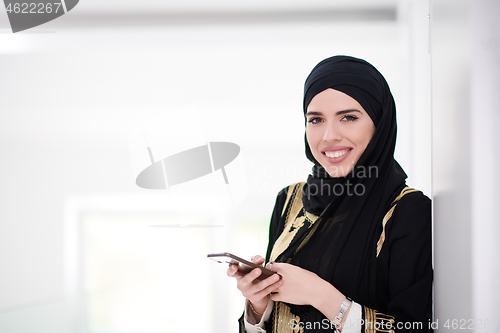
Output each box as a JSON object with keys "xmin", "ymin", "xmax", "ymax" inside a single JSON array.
[
  {"xmin": 341, "ymin": 114, "xmax": 358, "ymax": 122},
  {"xmin": 307, "ymin": 117, "xmax": 323, "ymax": 124}
]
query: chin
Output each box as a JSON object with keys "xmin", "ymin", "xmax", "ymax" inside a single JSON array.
[{"xmin": 325, "ymin": 164, "xmax": 353, "ymax": 178}]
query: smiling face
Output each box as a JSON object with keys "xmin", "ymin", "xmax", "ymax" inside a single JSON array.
[{"xmin": 305, "ymin": 88, "xmax": 376, "ymax": 178}]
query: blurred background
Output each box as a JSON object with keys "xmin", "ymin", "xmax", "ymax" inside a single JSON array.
[{"xmin": 0, "ymin": 0, "xmax": 498, "ymax": 332}]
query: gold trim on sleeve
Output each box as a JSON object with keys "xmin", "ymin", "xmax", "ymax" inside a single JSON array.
[
  {"xmin": 363, "ymin": 307, "xmax": 396, "ymax": 333},
  {"xmin": 376, "ymin": 186, "xmax": 419, "ymax": 257},
  {"xmin": 376, "ymin": 205, "xmax": 396, "ymax": 257},
  {"xmin": 364, "ymin": 307, "xmax": 376, "ymax": 333}
]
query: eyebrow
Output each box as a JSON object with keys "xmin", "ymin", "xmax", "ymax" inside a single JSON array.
[{"xmin": 305, "ymin": 109, "xmax": 362, "ymax": 117}]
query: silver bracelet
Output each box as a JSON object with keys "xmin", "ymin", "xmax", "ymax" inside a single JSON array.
[{"xmin": 332, "ymin": 297, "xmax": 352, "ymax": 329}]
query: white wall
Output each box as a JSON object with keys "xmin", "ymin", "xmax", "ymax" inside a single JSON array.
[
  {"xmin": 432, "ymin": 0, "xmax": 500, "ymax": 330},
  {"xmin": 431, "ymin": 0, "xmax": 473, "ymax": 325},
  {"xmin": 470, "ymin": 0, "xmax": 500, "ymax": 326}
]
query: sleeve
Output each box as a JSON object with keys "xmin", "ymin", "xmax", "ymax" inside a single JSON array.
[
  {"xmin": 242, "ymin": 299, "xmax": 274, "ymax": 333},
  {"xmin": 361, "ymin": 193, "xmax": 433, "ymax": 332},
  {"xmin": 342, "ymin": 302, "xmax": 363, "ymax": 332}
]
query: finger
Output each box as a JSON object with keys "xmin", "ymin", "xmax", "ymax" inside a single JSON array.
[
  {"xmin": 265, "ymin": 261, "xmax": 280, "ymax": 272},
  {"xmin": 251, "ymin": 255, "xmax": 265, "ymax": 265},
  {"xmin": 250, "ymin": 272, "xmax": 281, "ymax": 293},
  {"xmin": 239, "ymin": 267, "xmax": 282, "ymax": 295},
  {"xmin": 226, "ymin": 265, "xmax": 236, "ymax": 277},
  {"xmin": 247, "ymin": 279, "xmax": 282, "ymax": 304},
  {"xmin": 235, "ymin": 268, "xmax": 262, "ymax": 292},
  {"xmin": 227, "ymin": 264, "xmax": 243, "ymax": 278},
  {"xmin": 236, "ymin": 268, "xmax": 264, "ymax": 296},
  {"xmin": 241, "ymin": 267, "xmax": 262, "ymax": 285},
  {"xmin": 239, "ymin": 266, "xmax": 277, "ymax": 293},
  {"xmin": 253, "ymin": 277, "xmax": 283, "ymax": 299}
]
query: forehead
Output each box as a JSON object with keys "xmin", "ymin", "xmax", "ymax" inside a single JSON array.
[{"xmin": 306, "ymin": 88, "xmax": 365, "ymax": 113}]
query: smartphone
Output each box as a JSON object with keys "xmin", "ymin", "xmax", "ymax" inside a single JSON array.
[{"xmin": 207, "ymin": 252, "xmax": 281, "ymax": 281}]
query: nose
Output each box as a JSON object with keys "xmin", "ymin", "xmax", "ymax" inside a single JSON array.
[{"xmin": 323, "ymin": 122, "xmax": 341, "ymax": 142}]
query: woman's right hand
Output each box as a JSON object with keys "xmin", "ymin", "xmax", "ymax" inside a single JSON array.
[{"xmin": 227, "ymin": 255, "xmax": 283, "ymax": 319}]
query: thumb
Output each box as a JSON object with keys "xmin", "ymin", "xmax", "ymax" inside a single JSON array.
[{"xmin": 265, "ymin": 261, "xmax": 279, "ymax": 271}]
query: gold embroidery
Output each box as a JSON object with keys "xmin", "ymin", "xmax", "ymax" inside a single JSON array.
[
  {"xmin": 376, "ymin": 312, "xmax": 396, "ymax": 323},
  {"xmin": 283, "ymin": 183, "xmax": 304, "ymax": 232},
  {"xmin": 281, "ymin": 183, "xmax": 300, "ymax": 218},
  {"xmin": 376, "ymin": 205, "xmax": 396, "ymax": 258},
  {"xmin": 363, "ymin": 307, "xmax": 396, "ymax": 333},
  {"xmin": 287, "ymin": 187, "xmax": 305, "ymax": 226},
  {"xmin": 304, "ymin": 210, "xmax": 319, "ymax": 226},
  {"xmin": 273, "ymin": 302, "xmax": 303, "ymax": 333},
  {"xmin": 376, "ymin": 187, "xmax": 419, "ymax": 257},
  {"xmin": 292, "ymin": 214, "xmax": 321, "ymax": 256},
  {"xmin": 394, "ymin": 186, "xmax": 419, "ymax": 202},
  {"xmin": 270, "ymin": 183, "xmax": 306, "ymax": 261},
  {"xmin": 364, "ymin": 307, "xmax": 376, "ymax": 333},
  {"xmin": 269, "ymin": 182, "xmax": 321, "ymax": 332}
]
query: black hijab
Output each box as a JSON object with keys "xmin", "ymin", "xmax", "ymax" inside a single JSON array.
[
  {"xmin": 274, "ymin": 56, "xmax": 407, "ymax": 330},
  {"xmin": 301, "ymin": 55, "xmax": 404, "ymax": 215}
]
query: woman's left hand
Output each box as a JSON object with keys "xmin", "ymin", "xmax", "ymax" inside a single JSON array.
[
  {"xmin": 266, "ymin": 262, "xmax": 333, "ymax": 306},
  {"xmin": 266, "ymin": 262, "xmax": 350, "ymax": 326}
]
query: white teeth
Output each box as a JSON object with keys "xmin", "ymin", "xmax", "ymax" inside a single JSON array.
[{"xmin": 325, "ymin": 149, "xmax": 349, "ymax": 158}]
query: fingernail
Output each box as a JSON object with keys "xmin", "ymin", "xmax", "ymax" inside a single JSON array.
[{"xmin": 254, "ymin": 269, "xmax": 261, "ymax": 276}]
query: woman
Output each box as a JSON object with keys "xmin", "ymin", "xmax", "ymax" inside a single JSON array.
[{"xmin": 228, "ymin": 56, "xmax": 433, "ymax": 332}]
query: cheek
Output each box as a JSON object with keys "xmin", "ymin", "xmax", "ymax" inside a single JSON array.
[
  {"xmin": 357, "ymin": 124, "xmax": 375, "ymax": 149},
  {"xmin": 366, "ymin": 123, "xmax": 376, "ymax": 143},
  {"xmin": 305, "ymin": 127, "xmax": 316, "ymax": 147},
  {"xmin": 360, "ymin": 132, "xmax": 372, "ymax": 148},
  {"xmin": 306, "ymin": 128, "xmax": 323, "ymax": 156}
]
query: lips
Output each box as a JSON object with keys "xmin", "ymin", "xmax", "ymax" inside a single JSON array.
[
  {"xmin": 324, "ymin": 149, "xmax": 349, "ymax": 158},
  {"xmin": 322, "ymin": 147, "xmax": 352, "ymax": 163}
]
